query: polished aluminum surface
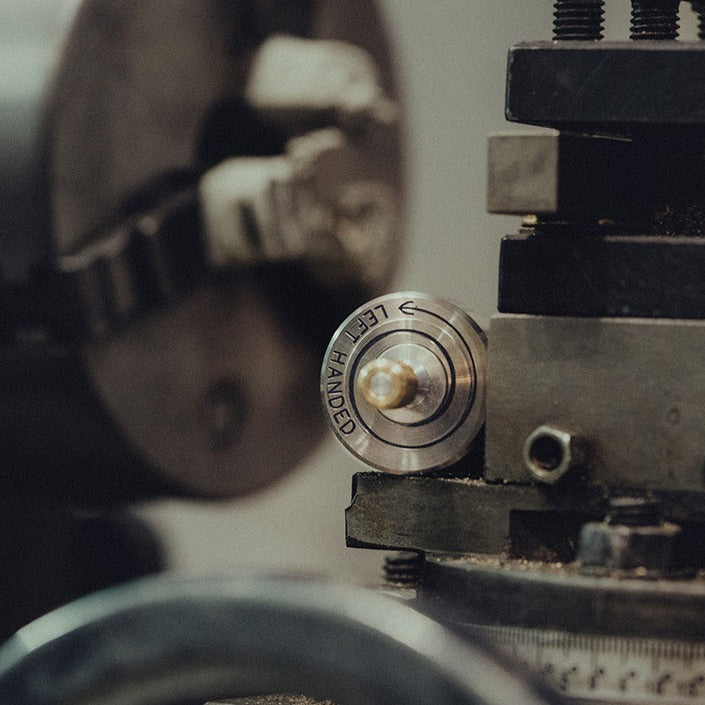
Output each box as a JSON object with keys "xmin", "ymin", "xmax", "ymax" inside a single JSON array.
[{"xmin": 322, "ymin": 292, "xmax": 486, "ymax": 473}]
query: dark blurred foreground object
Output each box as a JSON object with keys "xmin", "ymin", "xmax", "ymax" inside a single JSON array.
[
  {"xmin": 0, "ymin": 0, "xmax": 402, "ymax": 641},
  {"xmin": 0, "ymin": 575, "xmax": 560, "ymax": 705},
  {"xmin": 0, "ymin": 500, "xmax": 165, "ymax": 641}
]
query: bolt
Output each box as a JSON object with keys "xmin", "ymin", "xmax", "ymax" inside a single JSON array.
[
  {"xmin": 357, "ymin": 358, "xmax": 418, "ymax": 410},
  {"xmin": 630, "ymin": 1, "xmax": 679, "ymax": 40},
  {"xmin": 693, "ymin": 1, "xmax": 705, "ymax": 39},
  {"xmin": 523, "ymin": 425, "xmax": 587, "ymax": 484},
  {"xmin": 383, "ymin": 551, "xmax": 423, "ymax": 587},
  {"xmin": 553, "ymin": 1, "xmax": 605, "ymax": 41}
]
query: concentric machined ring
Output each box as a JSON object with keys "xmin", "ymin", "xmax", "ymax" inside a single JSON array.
[{"xmin": 321, "ymin": 292, "xmax": 487, "ymax": 473}]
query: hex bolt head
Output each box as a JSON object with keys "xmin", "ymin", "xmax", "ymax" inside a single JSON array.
[{"xmin": 522, "ymin": 424, "xmax": 587, "ymax": 484}]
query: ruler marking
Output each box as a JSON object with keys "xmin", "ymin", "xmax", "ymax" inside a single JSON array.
[{"xmin": 471, "ymin": 624, "xmax": 705, "ymax": 703}]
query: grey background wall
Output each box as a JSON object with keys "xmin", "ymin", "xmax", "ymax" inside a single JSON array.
[{"xmin": 138, "ymin": 2, "xmax": 697, "ymax": 582}]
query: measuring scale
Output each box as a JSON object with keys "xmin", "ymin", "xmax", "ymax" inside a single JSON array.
[{"xmin": 484, "ymin": 626, "xmax": 705, "ymax": 703}]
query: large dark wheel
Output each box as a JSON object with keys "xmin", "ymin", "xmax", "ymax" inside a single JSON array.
[{"xmin": 0, "ymin": 576, "xmax": 560, "ymax": 705}]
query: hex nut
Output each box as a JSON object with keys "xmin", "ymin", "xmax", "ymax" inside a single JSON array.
[{"xmin": 522, "ymin": 425, "xmax": 586, "ymax": 484}]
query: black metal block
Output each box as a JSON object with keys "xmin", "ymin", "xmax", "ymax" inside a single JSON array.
[
  {"xmin": 488, "ymin": 132, "xmax": 649, "ymax": 218},
  {"xmin": 506, "ymin": 42, "xmax": 705, "ymax": 129},
  {"xmin": 346, "ymin": 472, "xmax": 604, "ymax": 555},
  {"xmin": 346, "ymin": 473, "xmax": 705, "ymax": 557},
  {"xmin": 498, "ymin": 234, "xmax": 705, "ymax": 318}
]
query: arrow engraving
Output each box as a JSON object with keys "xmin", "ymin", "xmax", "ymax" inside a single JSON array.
[{"xmin": 399, "ymin": 300, "xmax": 418, "ymax": 315}]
